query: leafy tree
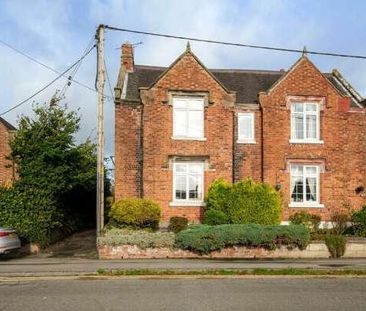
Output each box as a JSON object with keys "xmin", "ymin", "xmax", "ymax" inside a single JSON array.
[{"xmin": 0, "ymin": 95, "xmax": 99, "ymax": 245}]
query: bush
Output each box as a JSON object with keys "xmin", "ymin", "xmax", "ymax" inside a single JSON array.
[
  {"xmin": 325, "ymin": 235, "xmax": 346, "ymax": 258},
  {"xmin": 98, "ymin": 228, "xmax": 175, "ymax": 249},
  {"xmin": 204, "ymin": 178, "xmax": 282, "ymax": 225},
  {"xmin": 168, "ymin": 217, "xmax": 188, "ymax": 233},
  {"xmin": 109, "ymin": 198, "xmax": 161, "ymax": 230},
  {"xmin": 331, "ymin": 212, "xmax": 349, "ymax": 235},
  {"xmin": 0, "ymin": 186, "xmax": 63, "ymax": 247},
  {"xmin": 289, "ymin": 211, "xmax": 321, "ymax": 231},
  {"xmin": 351, "ymin": 206, "xmax": 366, "ymax": 237},
  {"xmin": 203, "ymin": 209, "xmax": 229, "ymax": 225},
  {"xmin": 175, "ymin": 224, "xmax": 310, "ymax": 254}
]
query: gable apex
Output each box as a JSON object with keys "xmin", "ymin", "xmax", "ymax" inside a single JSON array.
[
  {"xmin": 148, "ymin": 45, "xmax": 230, "ymax": 94},
  {"xmin": 267, "ymin": 55, "xmax": 345, "ymax": 97}
]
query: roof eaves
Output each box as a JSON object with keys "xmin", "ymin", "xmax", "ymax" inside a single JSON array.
[{"xmin": 0, "ymin": 117, "xmax": 16, "ymax": 131}]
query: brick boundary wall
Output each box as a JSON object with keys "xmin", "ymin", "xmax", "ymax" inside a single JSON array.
[{"xmin": 98, "ymin": 240, "xmax": 366, "ymax": 259}]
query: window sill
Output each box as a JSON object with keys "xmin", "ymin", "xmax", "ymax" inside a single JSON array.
[
  {"xmin": 169, "ymin": 201, "xmax": 206, "ymax": 207},
  {"xmin": 289, "ymin": 203, "xmax": 324, "ymax": 208},
  {"xmin": 237, "ymin": 140, "xmax": 256, "ymax": 144},
  {"xmin": 172, "ymin": 136, "xmax": 207, "ymax": 141},
  {"xmin": 289, "ymin": 139, "xmax": 324, "ymax": 144}
]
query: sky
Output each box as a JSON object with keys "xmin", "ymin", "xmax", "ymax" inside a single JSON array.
[{"xmin": 1, "ymin": 0, "xmax": 366, "ymax": 169}]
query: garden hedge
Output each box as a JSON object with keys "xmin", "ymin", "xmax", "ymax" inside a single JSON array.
[
  {"xmin": 204, "ymin": 178, "xmax": 282, "ymax": 225},
  {"xmin": 175, "ymin": 224, "xmax": 310, "ymax": 254}
]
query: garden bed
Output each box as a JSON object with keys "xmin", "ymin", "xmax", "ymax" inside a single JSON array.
[{"xmin": 98, "ymin": 240, "xmax": 366, "ymax": 259}]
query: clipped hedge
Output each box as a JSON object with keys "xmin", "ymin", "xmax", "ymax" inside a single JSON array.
[
  {"xmin": 168, "ymin": 217, "xmax": 188, "ymax": 233},
  {"xmin": 98, "ymin": 228, "xmax": 175, "ymax": 249},
  {"xmin": 175, "ymin": 224, "xmax": 310, "ymax": 254},
  {"xmin": 204, "ymin": 178, "xmax": 282, "ymax": 225},
  {"xmin": 351, "ymin": 206, "xmax": 366, "ymax": 237},
  {"xmin": 0, "ymin": 186, "xmax": 63, "ymax": 247},
  {"xmin": 109, "ymin": 198, "xmax": 161, "ymax": 230}
]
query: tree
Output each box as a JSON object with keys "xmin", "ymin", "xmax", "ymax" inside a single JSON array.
[{"xmin": 0, "ymin": 95, "xmax": 98, "ymax": 245}]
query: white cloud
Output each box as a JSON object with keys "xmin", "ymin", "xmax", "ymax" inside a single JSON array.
[{"xmin": 1, "ymin": 0, "xmax": 365, "ymax": 165}]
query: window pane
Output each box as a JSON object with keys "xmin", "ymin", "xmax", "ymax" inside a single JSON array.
[
  {"xmin": 173, "ymin": 109, "xmax": 187, "ymax": 136},
  {"xmin": 291, "ymin": 176, "xmax": 303, "ymax": 202},
  {"xmin": 175, "ymin": 164, "xmax": 187, "ymax": 173},
  {"xmin": 305, "ymin": 166, "xmax": 317, "ymax": 175},
  {"xmin": 187, "ymin": 99, "xmax": 204, "ymax": 110},
  {"xmin": 306, "ymin": 115, "xmax": 317, "ymax": 139},
  {"xmin": 305, "ymin": 103, "xmax": 317, "ymax": 112},
  {"xmin": 189, "ymin": 175, "xmax": 202, "ymax": 200},
  {"xmin": 175, "ymin": 175, "xmax": 186, "ymax": 200},
  {"xmin": 291, "ymin": 165, "xmax": 303, "ymax": 175},
  {"xmin": 292, "ymin": 114, "xmax": 304, "ymax": 139},
  {"xmin": 188, "ymin": 110, "xmax": 203, "ymax": 137},
  {"xmin": 239, "ymin": 114, "xmax": 253, "ymax": 140},
  {"xmin": 173, "ymin": 99, "xmax": 187, "ymax": 109},
  {"xmin": 293, "ymin": 103, "xmax": 304, "ymax": 112},
  {"xmin": 189, "ymin": 163, "xmax": 202, "ymax": 174},
  {"xmin": 306, "ymin": 177, "xmax": 317, "ymax": 202}
]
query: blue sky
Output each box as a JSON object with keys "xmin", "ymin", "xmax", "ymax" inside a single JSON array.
[{"xmin": 1, "ymin": 0, "xmax": 366, "ymax": 161}]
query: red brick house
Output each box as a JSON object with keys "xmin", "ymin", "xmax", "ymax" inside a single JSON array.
[
  {"xmin": 114, "ymin": 42, "xmax": 366, "ymax": 225},
  {"xmin": 0, "ymin": 117, "xmax": 16, "ymax": 184}
]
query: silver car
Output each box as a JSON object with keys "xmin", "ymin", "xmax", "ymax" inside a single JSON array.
[{"xmin": 0, "ymin": 228, "xmax": 21, "ymax": 254}]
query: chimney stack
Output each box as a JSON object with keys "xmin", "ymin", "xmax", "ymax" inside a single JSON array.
[{"xmin": 121, "ymin": 42, "xmax": 134, "ymax": 72}]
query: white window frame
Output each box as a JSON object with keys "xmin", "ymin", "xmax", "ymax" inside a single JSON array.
[
  {"xmin": 171, "ymin": 162, "xmax": 205, "ymax": 206},
  {"xmin": 290, "ymin": 102, "xmax": 323, "ymax": 144},
  {"xmin": 237, "ymin": 112, "xmax": 255, "ymax": 144},
  {"xmin": 172, "ymin": 96, "xmax": 205, "ymax": 140},
  {"xmin": 289, "ymin": 164, "xmax": 324, "ymax": 208}
]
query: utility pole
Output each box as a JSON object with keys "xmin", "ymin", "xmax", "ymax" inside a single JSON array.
[{"xmin": 96, "ymin": 24, "xmax": 105, "ymax": 235}]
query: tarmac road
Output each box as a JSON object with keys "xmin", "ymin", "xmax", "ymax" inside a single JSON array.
[{"xmin": 0, "ymin": 277, "xmax": 365, "ymax": 311}]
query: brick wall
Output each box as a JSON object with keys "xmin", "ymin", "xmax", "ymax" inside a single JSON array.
[
  {"xmin": 114, "ymin": 49, "xmax": 366, "ymax": 223},
  {"xmin": 0, "ymin": 122, "xmax": 14, "ymax": 184},
  {"xmin": 259, "ymin": 56, "xmax": 366, "ymax": 220},
  {"xmin": 140, "ymin": 52, "xmax": 235, "ymax": 222}
]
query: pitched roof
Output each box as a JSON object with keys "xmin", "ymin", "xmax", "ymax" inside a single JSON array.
[
  {"xmin": 0, "ymin": 117, "xmax": 16, "ymax": 131},
  {"xmin": 123, "ymin": 65, "xmax": 363, "ymax": 107}
]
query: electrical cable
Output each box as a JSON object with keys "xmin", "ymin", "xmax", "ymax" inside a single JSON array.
[
  {"xmin": 0, "ymin": 38, "xmax": 113, "ymax": 101},
  {"xmin": 104, "ymin": 25, "xmax": 366, "ymax": 60},
  {"xmin": 0, "ymin": 44, "xmax": 96, "ymax": 116}
]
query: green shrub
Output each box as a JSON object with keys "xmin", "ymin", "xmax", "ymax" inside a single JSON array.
[
  {"xmin": 175, "ymin": 224, "xmax": 310, "ymax": 254},
  {"xmin": 168, "ymin": 217, "xmax": 188, "ymax": 233},
  {"xmin": 0, "ymin": 186, "xmax": 63, "ymax": 247},
  {"xmin": 205, "ymin": 178, "xmax": 282, "ymax": 225},
  {"xmin": 331, "ymin": 212, "xmax": 349, "ymax": 235},
  {"xmin": 325, "ymin": 235, "xmax": 346, "ymax": 258},
  {"xmin": 203, "ymin": 209, "xmax": 229, "ymax": 225},
  {"xmin": 289, "ymin": 211, "xmax": 321, "ymax": 231},
  {"xmin": 109, "ymin": 198, "xmax": 161, "ymax": 230},
  {"xmin": 98, "ymin": 228, "xmax": 175, "ymax": 249},
  {"xmin": 205, "ymin": 178, "xmax": 232, "ymax": 214},
  {"xmin": 351, "ymin": 206, "xmax": 366, "ymax": 237}
]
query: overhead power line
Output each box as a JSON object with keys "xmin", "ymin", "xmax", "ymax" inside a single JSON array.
[
  {"xmin": 0, "ymin": 38, "xmax": 113, "ymax": 101},
  {"xmin": 104, "ymin": 25, "xmax": 366, "ymax": 60},
  {"xmin": 0, "ymin": 44, "xmax": 96, "ymax": 117}
]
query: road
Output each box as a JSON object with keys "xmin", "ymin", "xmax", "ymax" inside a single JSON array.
[{"xmin": 0, "ymin": 277, "xmax": 365, "ymax": 310}]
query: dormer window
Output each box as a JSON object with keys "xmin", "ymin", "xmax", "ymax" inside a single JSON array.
[
  {"xmin": 172, "ymin": 96, "xmax": 204, "ymax": 140},
  {"xmin": 290, "ymin": 102, "xmax": 321, "ymax": 143}
]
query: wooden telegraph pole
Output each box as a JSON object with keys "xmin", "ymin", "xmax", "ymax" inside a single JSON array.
[{"xmin": 96, "ymin": 24, "xmax": 105, "ymax": 235}]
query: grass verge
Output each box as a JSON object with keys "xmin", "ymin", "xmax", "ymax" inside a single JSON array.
[{"xmin": 96, "ymin": 268, "xmax": 366, "ymax": 277}]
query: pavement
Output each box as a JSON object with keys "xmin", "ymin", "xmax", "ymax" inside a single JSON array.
[{"xmin": 1, "ymin": 257, "xmax": 366, "ymax": 277}]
